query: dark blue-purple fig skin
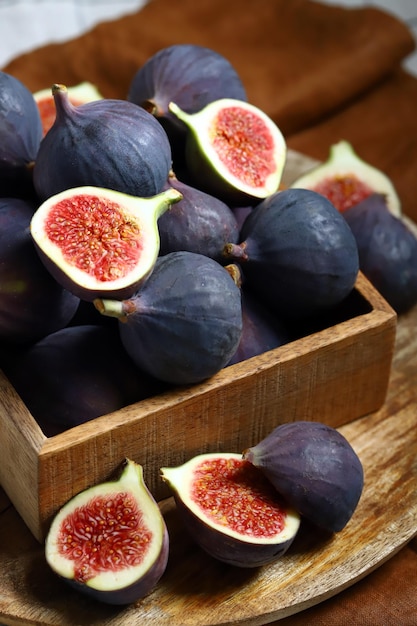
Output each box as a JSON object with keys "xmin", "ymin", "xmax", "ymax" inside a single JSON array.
[
  {"xmin": 3, "ymin": 324, "xmax": 167, "ymax": 436},
  {"xmin": 127, "ymin": 44, "xmax": 247, "ymax": 131},
  {"xmin": 0, "ymin": 197, "xmax": 79, "ymax": 345},
  {"xmin": 172, "ymin": 493, "xmax": 296, "ymax": 568},
  {"xmin": 62, "ymin": 525, "xmax": 169, "ymax": 605},
  {"xmin": 244, "ymin": 421, "xmax": 364, "ymax": 533},
  {"xmin": 343, "ymin": 193, "xmax": 417, "ymax": 314},
  {"xmin": 33, "ymin": 89, "xmax": 172, "ymax": 201},
  {"xmin": 0, "ymin": 71, "xmax": 43, "ymax": 197},
  {"xmin": 225, "ymin": 188, "xmax": 360, "ymax": 318},
  {"xmin": 115, "ymin": 251, "xmax": 243, "ymax": 385},
  {"xmin": 227, "ymin": 289, "xmax": 293, "ymax": 366},
  {"xmin": 158, "ymin": 175, "xmax": 239, "ymax": 263}
]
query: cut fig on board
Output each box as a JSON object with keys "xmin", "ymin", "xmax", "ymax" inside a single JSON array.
[
  {"xmin": 161, "ymin": 453, "xmax": 300, "ymax": 567},
  {"xmin": 244, "ymin": 421, "xmax": 364, "ymax": 533},
  {"xmin": 290, "ymin": 140, "xmax": 401, "ymax": 216},
  {"xmin": 45, "ymin": 458, "xmax": 169, "ymax": 604},
  {"xmin": 30, "ymin": 186, "xmax": 182, "ymax": 301},
  {"xmin": 169, "ymin": 98, "xmax": 287, "ymax": 203}
]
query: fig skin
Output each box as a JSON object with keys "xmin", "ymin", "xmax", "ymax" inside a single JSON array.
[
  {"xmin": 45, "ymin": 458, "xmax": 169, "ymax": 604},
  {"xmin": 342, "ymin": 193, "xmax": 417, "ymax": 314},
  {"xmin": 94, "ymin": 251, "xmax": 243, "ymax": 385},
  {"xmin": 2, "ymin": 324, "xmax": 166, "ymax": 436},
  {"xmin": 0, "ymin": 72, "xmax": 42, "ymax": 199},
  {"xmin": 244, "ymin": 421, "xmax": 364, "ymax": 533},
  {"xmin": 0, "ymin": 197, "xmax": 80, "ymax": 345},
  {"xmin": 158, "ymin": 173, "xmax": 240, "ymax": 264},
  {"xmin": 161, "ymin": 453, "xmax": 301, "ymax": 568},
  {"xmin": 224, "ymin": 188, "xmax": 359, "ymax": 319},
  {"xmin": 33, "ymin": 84, "xmax": 173, "ymax": 202}
]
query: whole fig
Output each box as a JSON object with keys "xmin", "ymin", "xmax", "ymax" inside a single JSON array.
[
  {"xmin": 45, "ymin": 458, "xmax": 169, "ymax": 604},
  {"xmin": 161, "ymin": 452, "xmax": 300, "ymax": 567},
  {"xmin": 244, "ymin": 421, "xmax": 364, "ymax": 533},
  {"xmin": 343, "ymin": 193, "xmax": 417, "ymax": 314},
  {"xmin": 33, "ymin": 84, "xmax": 172, "ymax": 201},
  {"xmin": 95, "ymin": 251, "xmax": 243, "ymax": 385}
]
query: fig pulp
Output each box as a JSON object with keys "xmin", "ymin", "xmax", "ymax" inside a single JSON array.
[
  {"xmin": 45, "ymin": 458, "xmax": 169, "ymax": 604},
  {"xmin": 223, "ymin": 188, "xmax": 359, "ymax": 318},
  {"xmin": 290, "ymin": 140, "xmax": 401, "ymax": 216},
  {"xmin": 95, "ymin": 251, "xmax": 243, "ymax": 385},
  {"xmin": 0, "ymin": 71, "xmax": 43, "ymax": 198},
  {"xmin": 159, "ymin": 173, "xmax": 240, "ymax": 263},
  {"xmin": 33, "ymin": 84, "xmax": 172, "ymax": 201},
  {"xmin": 169, "ymin": 98, "xmax": 287, "ymax": 203},
  {"xmin": 30, "ymin": 186, "xmax": 182, "ymax": 301},
  {"xmin": 0, "ymin": 197, "xmax": 79, "ymax": 344},
  {"xmin": 343, "ymin": 193, "xmax": 417, "ymax": 313},
  {"xmin": 34, "ymin": 81, "xmax": 103, "ymax": 136},
  {"xmin": 244, "ymin": 421, "xmax": 364, "ymax": 533},
  {"xmin": 161, "ymin": 453, "xmax": 300, "ymax": 567}
]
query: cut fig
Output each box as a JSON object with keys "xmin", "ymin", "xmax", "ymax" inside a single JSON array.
[
  {"xmin": 34, "ymin": 81, "xmax": 103, "ymax": 136},
  {"xmin": 243, "ymin": 421, "xmax": 364, "ymax": 533},
  {"xmin": 45, "ymin": 458, "xmax": 169, "ymax": 604},
  {"xmin": 169, "ymin": 98, "xmax": 286, "ymax": 203},
  {"xmin": 161, "ymin": 453, "xmax": 300, "ymax": 567},
  {"xmin": 30, "ymin": 186, "xmax": 182, "ymax": 301},
  {"xmin": 290, "ymin": 140, "xmax": 401, "ymax": 216}
]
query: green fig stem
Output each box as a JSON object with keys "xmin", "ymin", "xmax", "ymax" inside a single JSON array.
[
  {"xmin": 94, "ymin": 298, "xmax": 127, "ymax": 321},
  {"xmin": 168, "ymin": 101, "xmax": 190, "ymax": 126}
]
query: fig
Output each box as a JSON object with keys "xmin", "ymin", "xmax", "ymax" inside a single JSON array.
[
  {"xmin": 244, "ymin": 421, "xmax": 364, "ymax": 533},
  {"xmin": 227, "ymin": 289, "xmax": 293, "ymax": 366},
  {"xmin": 127, "ymin": 43, "xmax": 247, "ymax": 144},
  {"xmin": 343, "ymin": 193, "xmax": 417, "ymax": 314},
  {"xmin": 0, "ymin": 71, "xmax": 43, "ymax": 198},
  {"xmin": 290, "ymin": 140, "xmax": 401, "ymax": 216},
  {"xmin": 0, "ymin": 197, "xmax": 79, "ymax": 344},
  {"xmin": 94, "ymin": 251, "xmax": 243, "ymax": 385},
  {"xmin": 223, "ymin": 188, "xmax": 359, "ymax": 318},
  {"xmin": 158, "ymin": 172, "xmax": 239, "ymax": 263},
  {"xmin": 30, "ymin": 185, "xmax": 182, "ymax": 301},
  {"xmin": 45, "ymin": 458, "xmax": 169, "ymax": 604},
  {"xmin": 169, "ymin": 98, "xmax": 287, "ymax": 203},
  {"xmin": 3, "ymin": 324, "xmax": 166, "ymax": 436},
  {"xmin": 34, "ymin": 81, "xmax": 103, "ymax": 136},
  {"xmin": 161, "ymin": 452, "xmax": 300, "ymax": 567},
  {"xmin": 33, "ymin": 84, "xmax": 172, "ymax": 201}
]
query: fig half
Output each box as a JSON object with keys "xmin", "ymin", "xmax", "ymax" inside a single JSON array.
[
  {"xmin": 45, "ymin": 458, "xmax": 169, "ymax": 604},
  {"xmin": 161, "ymin": 452, "xmax": 300, "ymax": 568},
  {"xmin": 169, "ymin": 98, "xmax": 286, "ymax": 203},
  {"xmin": 30, "ymin": 186, "xmax": 182, "ymax": 301}
]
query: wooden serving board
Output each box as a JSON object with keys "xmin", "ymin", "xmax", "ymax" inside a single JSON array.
[{"xmin": 0, "ymin": 293, "xmax": 416, "ymax": 626}]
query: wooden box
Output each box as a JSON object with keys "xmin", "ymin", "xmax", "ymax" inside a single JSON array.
[{"xmin": 0, "ymin": 271, "xmax": 396, "ymax": 543}]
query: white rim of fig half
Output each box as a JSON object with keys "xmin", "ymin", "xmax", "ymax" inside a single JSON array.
[{"xmin": 169, "ymin": 98, "xmax": 287, "ymax": 199}]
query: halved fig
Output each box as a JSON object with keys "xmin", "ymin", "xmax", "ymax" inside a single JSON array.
[
  {"xmin": 34, "ymin": 81, "xmax": 103, "ymax": 136},
  {"xmin": 290, "ymin": 140, "xmax": 401, "ymax": 216},
  {"xmin": 30, "ymin": 186, "xmax": 182, "ymax": 301},
  {"xmin": 169, "ymin": 98, "xmax": 287, "ymax": 203},
  {"xmin": 45, "ymin": 458, "xmax": 169, "ymax": 604},
  {"xmin": 161, "ymin": 452, "xmax": 300, "ymax": 567},
  {"xmin": 244, "ymin": 421, "xmax": 364, "ymax": 533}
]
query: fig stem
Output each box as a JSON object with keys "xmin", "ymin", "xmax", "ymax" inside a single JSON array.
[
  {"xmin": 223, "ymin": 242, "xmax": 248, "ymax": 262},
  {"xmin": 94, "ymin": 298, "xmax": 127, "ymax": 321}
]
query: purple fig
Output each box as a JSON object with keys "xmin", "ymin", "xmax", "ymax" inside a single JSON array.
[
  {"xmin": 33, "ymin": 84, "xmax": 173, "ymax": 201},
  {"xmin": 3, "ymin": 324, "xmax": 166, "ymax": 436},
  {"xmin": 161, "ymin": 452, "xmax": 300, "ymax": 567},
  {"xmin": 45, "ymin": 458, "xmax": 169, "ymax": 604},
  {"xmin": 0, "ymin": 197, "xmax": 79, "ymax": 345},
  {"xmin": 0, "ymin": 71, "xmax": 42, "ymax": 198},
  {"xmin": 343, "ymin": 193, "xmax": 417, "ymax": 314},
  {"xmin": 223, "ymin": 188, "xmax": 359, "ymax": 318},
  {"xmin": 94, "ymin": 251, "xmax": 243, "ymax": 385},
  {"xmin": 243, "ymin": 421, "xmax": 364, "ymax": 533},
  {"xmin": 159, "ymin": 173, "xmax": 239, "ymax": 263}
]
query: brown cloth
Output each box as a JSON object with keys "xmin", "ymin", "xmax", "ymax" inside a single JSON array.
[{"xmin": 3, "ymin": 1, "xmax": 417, "ymax": 623}]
